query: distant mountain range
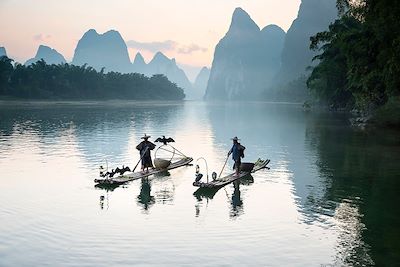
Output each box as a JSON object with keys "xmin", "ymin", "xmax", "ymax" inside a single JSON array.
[
  {"xmin": 131, "ymin": 52, "xmax": 209, "ymax": 100},
  {"xmin": 205, "ymin": 0, "xmax": 337, "ymax": 101},
  {"xmin": 71, "ymin": 29, "xmax": 209, "ymax": 100},
  {"xmin": 274, "ymin": 0, "xmax": 337, "ymax": 86},
  {"xmin": 205, "ymin": 8, "xmax": 285, "ymax": 100},
  {"xmin": 193, "ymin": 67, "xmax": 210, "ymax": 100},
  {"xmin": 72, "ymin": 29, "xmax": 132, "ymax": 73},
  {"xmin": 3, "ymin": 30, "xmax": 207, "ymax": 100},
  {"xmin": 2, "ymin": 0, "xmax": 337, "ymax": 101},
  {"xmin": 133, "ymin": 51, "xmax": 194, "ymax": 99},
  {"xmin": 25, "ymin": 45, "xmax": 66, "ymax": 66}
]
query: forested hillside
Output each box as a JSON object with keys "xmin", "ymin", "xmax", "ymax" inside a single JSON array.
[
  {"xmin": 0, "ymin": 57, "xmax": 185, "ymax": 100},
  {"xmin": 307, "ymin": 0, "xmax": 400, "ymax": 125}
]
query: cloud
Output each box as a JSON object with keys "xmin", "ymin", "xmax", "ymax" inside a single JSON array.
[
  {"xmin": 177, "ymin": 44, "xmax": 207, "ymax": 54},
  {"xmin": 33, "ymin": 34, "xmax": 51, "ymax": 41},
  {"xmin": 126, "ymin": 40, "xmax": 177, "ymax": 53},
  {"xmin": 126, "ymin": 39, "xmax": 207, "ymax": 55}
]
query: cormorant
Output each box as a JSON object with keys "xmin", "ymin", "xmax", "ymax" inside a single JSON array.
[{"xmin": 155, "ymin": 135, "xmax": 175, "ymax": 145}]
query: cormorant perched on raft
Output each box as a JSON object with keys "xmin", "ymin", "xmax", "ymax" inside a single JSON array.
[
  {"xmin": 155, "ymin": 136, "xmax": 175, "ymax": 145},
  {"xmin": 103, "ymin": 165, "xmax": 131, "ymax": 177},
  {"xmin": 114, "ymin": 166, "xmax": 131, "ymax": 176}
]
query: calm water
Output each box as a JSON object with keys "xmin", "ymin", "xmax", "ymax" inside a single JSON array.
[{"xmin": 0, "ymin": 101, "xmax": 399, "ymax": 266}]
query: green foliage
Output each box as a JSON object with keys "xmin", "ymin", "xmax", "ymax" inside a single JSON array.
[
  {"xmin": 0, "ymin": 56, "xmax": 14, "ymax": 95},
  {"xmin": 0, "ymin": 58, "xmax": 185, "ymax": 100},
  {"xmin": 371, "ymin": 97, "xmax": 400, "ymax": 127},
  {"xmin": 308, "ymin": 0, "xmax": 400, "ymax": 114}
]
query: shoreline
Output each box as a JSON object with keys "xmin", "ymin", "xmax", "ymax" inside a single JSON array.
[
  {"xmin": 0, "ymin": 99, "xmax": 187, "ymax": 106},
  {"xmin": 0, "ymin": 98, "xmax": 305, "ymax": 105}
]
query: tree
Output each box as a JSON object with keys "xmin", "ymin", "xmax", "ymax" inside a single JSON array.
[
  {"xmin": 0, "ymin": 56, "xmax": 14, "ymax": 95},
  {"xmin": 308, "ymin": 0, "xmax": 400, "ymax": 112},
  {"xmin": 0, "ymin": 60, "xmax": 185, "ymax": 101}
]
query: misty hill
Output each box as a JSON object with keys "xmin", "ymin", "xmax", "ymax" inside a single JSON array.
[
  {"xmin": 260, "ymin": 25, "xmax": 286, "ymax": 88},
  {"xmin": 193, "ymin": 67, "xmax": 210, "ymax": 100},
  {"xmin": 148, "ymin": 52, "xmax": 193, "ymax": 94},
  {"xmin": 273, "ymin": 0, "xmax": 337, "ymax": 87},
  {"xmin": 0, "ymin": 47, "xmax": 6, "ymax": 57},
  {"xmin": 72, "ymin": 29, "xmax": 132, "ymax": 73},
  {"xmin": 72, "ymin": 29, "xmax": 194, "ymax": 98},
  {"xmin": 132, "ymin": 51, "xmax": 194, "ymax": 99},
  {"xmin": 25, "ymin": 45, "xmax": 66, "ymax": 66},
  {"xmin": 132, "ymin": 52, "xmax": 146, "ymax": 73},
  {"xmin": 205, "ymin": 8, "xmax": 285, "ymax": 100}
]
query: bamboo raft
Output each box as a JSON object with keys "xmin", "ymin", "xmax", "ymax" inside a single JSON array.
[
  {"xmin": 94, "ymin": 157, "xmax": 193, "ymax": 186},
  {"xmin": 193, "ymin": 159, "xmax": 270, "ymax": 189},
  {"xmin": 95, "ymin": 143, "xmax": 193, "ymax": 186}
]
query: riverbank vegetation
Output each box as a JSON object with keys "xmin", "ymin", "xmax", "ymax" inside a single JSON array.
[
  {"xmin": 0, "ymin": 57, "xmax": 185, "ymax": 100},
  {"xmin": 307, "ymin": 0, "xmax": 400, "ymax": 126}
]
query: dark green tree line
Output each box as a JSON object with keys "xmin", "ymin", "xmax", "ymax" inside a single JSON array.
[
  {"xmin": 307, "ymin": 0, "xmax": 400, "ymax": 115},
  {"xmin": 0, "ymin": 57, "xmax": 185, "ymax": 100}
]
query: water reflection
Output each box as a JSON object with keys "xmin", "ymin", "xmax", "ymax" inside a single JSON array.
[
  {"xmin": 204, "ymin": 102, "xmax": 399, "ymax": 265},
  {"xmin": 194, "ymin": 175, "xmax": 254, "ymax": 218},
  {"xmin": 206, "ymin": 103, "xmax": 323, "ymax": 218},
  {"xmin": 239, "ymin": 174, "xmax": 254, "ymax": 185},
  {"xmin": 99, "ymin": 193, "xmax": 110, "ymax": 210},
  {"xmin": 0, "ymin": 101, "xmax": 183, "ymax": 167},
  {"xmin": 153, "ymin": 178, "xmax": 175, "ymax": 205},
  {"xmin": 229, "ymin": 175, "xmax": 254, "ymax": 218},
  {"xmin": 193, "ymin": 187, "xmax": 219, "ymax": 201},
  {"xmin": 230, "ymin": 181, "xmax": 243, "ymax": 218},
  {"xmin": 206, "ymin": 102, "xmax": 380, "ymax": 264},
  {"xmin": 1, "ymin": 101, "xmax": 399, "ymax": 266},
  {"xmin": 94, "ymin": 182, "xmax": 120, "ymax": 192},
  {"xmin": 137, "ymin": 178, "xmax": 155, "ymax": 211},
  {"xmin": 136, "ymin": 171, "xmax": 176, "ymax": 212},
  {"xmin": 333, "ymin": 200, "xmax": 373, "ymax": 266},
  {"xmin": 94, "ymin": 172, "xmax": 176, "ymax": 212},
  {"xmin": 304, "ymin": 112, "xmax": 400, "ymax": 266}
]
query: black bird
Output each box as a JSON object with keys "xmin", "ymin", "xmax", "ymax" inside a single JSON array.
[
  {"xmin": 105, "ymin": 169, "xmax": 116, "ymax": 178},
  {"xmin": 155, "ymin": 135, "xmax": 175, "ymax": 145},
  {"xmin": 121, "ymin": 165, "xmax": 131, "ymax": 174},
  {"xmin": 115, "ymin": 165, "xmax": 131, "ymax": 175}
]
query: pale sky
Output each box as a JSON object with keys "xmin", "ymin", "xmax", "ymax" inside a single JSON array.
[{"xmin": 0, "ymin": 0, "xmax": 301, "ymax": 78}]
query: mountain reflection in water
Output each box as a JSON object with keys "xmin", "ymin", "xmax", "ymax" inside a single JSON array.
[{"xmin": 0, "ymin": 101, "xmax": 399, "ymax": 266}]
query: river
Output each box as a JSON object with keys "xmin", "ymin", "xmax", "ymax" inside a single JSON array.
[{"xmin": 0, "ymin": 101, "xmax": 399, "ymax": 266}]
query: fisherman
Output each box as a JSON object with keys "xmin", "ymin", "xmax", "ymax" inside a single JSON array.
[
  {"xmin": 227, "ymin": 136, "xmax": 245, "ymax": 177},
  {"xmin": 136, "ymin": 134, "xmax": 156, "ymax": 173}
]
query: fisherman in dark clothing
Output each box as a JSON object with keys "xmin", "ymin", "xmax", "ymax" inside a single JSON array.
[
  {"xmin": 228, "ymin": 136, "xmax": 245, "ymax": 177},
  {"xmin": 136, "ymin": 134, "xmax": 156, "ymax": 173}
]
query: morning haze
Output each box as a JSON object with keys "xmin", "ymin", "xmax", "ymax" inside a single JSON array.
[
  {"xmin": 0, "ymin": 0, "xmax": 300, "ymax": 67},
  {"xmin": 1, "ymin": 0, "xmax": 399, "ymax": 266}
]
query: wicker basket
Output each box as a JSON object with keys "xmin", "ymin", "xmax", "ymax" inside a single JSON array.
[
  {"xmin": 154, "ymin": 158, "xmax": 171, "ymax": 169},
  {"xmin": 240, "ymin": 162, "xmax": 255, "ymax": 172}
]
